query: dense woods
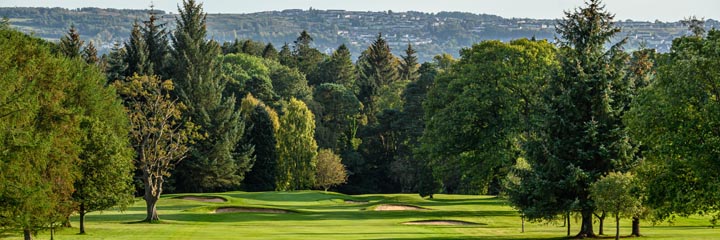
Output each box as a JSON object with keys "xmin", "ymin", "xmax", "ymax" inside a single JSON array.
[{"xmin": 1, "ymin": 0, "xmax": 719, "ymax": 239}]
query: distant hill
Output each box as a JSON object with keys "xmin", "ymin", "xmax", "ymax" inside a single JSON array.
[{"xmin": 2, "ymin": 7, "xmax": 717, "ymax": 62}]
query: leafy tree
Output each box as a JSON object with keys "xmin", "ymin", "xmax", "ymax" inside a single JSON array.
[
  {"xmin": 276, "ymin": 98, "xmax": 318, "ymax": 190},
  {"xmin": 220, "ymin": 53, "xmax": 278, "ymax": 105},
  {"xmin": 59, "ymin": 24, "xmax": 83, "ymax": 59},
  {"xmin": 262, "ymin": 43, "xmax": 279, "ymax": 60},
  {"xmin": 313, "ymin": 83, "xmax": 363, "ymax": 151},
  {"xmin": 590, "ymin": 172, "xmax": 643, "ymax": 240},
  {"xmin": 516, "ymin": 1, "xmax": 635, "ymax": 237},
  {"xmin": 114, "ymin": 75, "xmax": 199, "ymax": 222},
  {"xmin": 240, "ymin": 94, "xmax": 280, "ymax": 191},
  {"xmin": 170, "ymin": 0, "xmax": 251, "ymax": 193},
  {"xmin": 626, "ymin": 30, "xmax": 720, "ymax": 225},
  {"xmin": 73, "ymin": 117, "xmax": 134, "ymax": 234},
  {"xmin": 268, "ymin": 60, "xmax": 313, "ymax": 102},
  {"xmin": 399, "ymin": 44, "xmax": 419, "ymax": 81},
  {"xmin": 124, "ymin": 22, "xmax": 150, "ymax": 77},
  {"xmin": 315, "ymin": 149, "xmax": 348, "ymax": 191},
  {"xmin": 82, "ymin": 41, "xmax": 99, "ymax": 65}
]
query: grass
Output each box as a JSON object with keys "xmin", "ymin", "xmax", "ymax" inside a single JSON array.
[{"xmin": 6, "ymin": 191, "xmax": 718, "ymax": 239}]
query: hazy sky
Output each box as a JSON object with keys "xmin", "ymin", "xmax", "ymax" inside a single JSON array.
[{"xmin": 1, "ymin": 0, "xmax": 718, "ymax": 22}]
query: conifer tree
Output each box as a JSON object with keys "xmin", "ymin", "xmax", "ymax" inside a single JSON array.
[
  {"xmin": 170, "ymin": 0, "xmax": 251, "ymax": 192},
  {"xmin": 314, "ymin": 44, "xmax": 355, "ymax": 88},
  {"xmin": 357, "ymin": 33, "xmax": 399, "ymax": 122},
  {"xmin": 278, "ymin": 42, "xmax": 295, "ymax": 67},
  {"xmin": 399, "ymin": 44, "xmax": 419, "ymax": 81},
  {"xmin": 239, "ymin": 94, "xmax": 280, "ymax": 191},
  {"xmin": 105, "ymin": 42, "xmax": 127, "ymax": 83},
  {"xmin": 262, "ymin": 43, "xmax": 279, "ymax": 60},
  {"xmin": 124, "ymin": 22, "xmax": 151, "ymax": 76},
  {"xmin": 82, "ymin": 41, "xmax": 99, "ymax": 65},
  {"xmin": 59, "ymin": 24, "xmax": 83, "ymax": 59},
  {"xmin": 142, "ymin": 5, "xmax": 170, "ymax": 79}
]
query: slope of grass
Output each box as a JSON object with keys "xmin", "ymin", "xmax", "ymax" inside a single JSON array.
[{"xmin": 6, "ymin": 191, "xmax": 718, "ymax": 239}]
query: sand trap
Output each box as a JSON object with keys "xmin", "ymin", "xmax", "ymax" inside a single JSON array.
[
  {"xmin": 214, "ymin": 207, "xmax": 291, "ymax": 214},
  {"xmin": 344, "ymin": 200, "xmax": 369, "ymax": 204},
  {"xmin": 402, "ymin": 220, "xmax": 480, "ymax": 225},
  {"xmin": 178, "ymin": 196, "xmax": 227, "ymax": 203},
  {"xmin": 373, "ymin": 204, "xmax": 427, "ymax": 211}
]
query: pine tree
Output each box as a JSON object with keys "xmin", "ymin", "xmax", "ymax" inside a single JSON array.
[
  {"xmin": 313, "ymin": 44, "xmax": 355, "ymax": 88},
  {"xmin": 105, "ymin": 42, "xmax": 127, "ymax": 83},
  {"xmin": 278, "ymin": 42, "xmax": 295, "ymax": 67},
  {"xmin": 357, "ymin": 33, "xmax": 399, "ymax": 122},
  {"xmin": 399, "ymin": 44, "xmax": 420, "ymax": 81},
  {"xmin": 293, "ymin": 30, "xmax": 325, "ymax": 78},
  {"xmin": 142, "ymin": 5, "xmax": 170, "ymax": 79},
  {"xmin": 59, "ymin": 24, "xmax": 84, "ymax": 59},
  {"xmin": 170, "ymin": 0, "xmax": 251, "ymax": 193},
  {"xmin": 124, "ymin": 22, "xmax": 151, "ymax": 77},
  {"xmin": 82, "ymin": 41, "xmax": 99, "ymax": 65},
  {"xmin": 262, "ymin": 43, "xmax": 279, "ymax": 60}
]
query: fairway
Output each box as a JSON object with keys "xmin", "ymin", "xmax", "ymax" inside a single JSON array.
[{"xmin": 8, "ymin": 191, "xmax": 718, "ymax": 239}]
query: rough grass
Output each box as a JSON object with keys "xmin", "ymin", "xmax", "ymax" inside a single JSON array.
[{"xmin": 6, "ymin": 191, "xmax": 718, "ymax": 239}]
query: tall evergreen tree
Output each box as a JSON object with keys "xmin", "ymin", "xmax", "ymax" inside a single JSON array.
[
  {"xmin": 239, "ymin": 95, "xmax": 280, "ymax": 191},
  {"xmin": 82, "ymin": 41, "xmax": 99, "ymax": 65},
  {"xmin": 124, "ymin": 22, "xmax": 151, "ymax": 77},
  {"xmin": 293, "ymin": 30, "xmax": 325, "ymax": 80},
  {"xmin": 313, "ymin": 44, "xmax": 356, "ymax": 88},
  {"xmin": 142, "ymin": 6, "xmax": 170, "ymax": 79},
  {"xmin": 262, "ymin": 43, "xmax": 279, "ymax": 60},
  {"xmin": 105, "ymin": 42, "xmax": 127, "ymax": 83},
  {"xmin": 170, "ymin": 0, "xmax": 251, "ymax": 193},
  {"xmin": 399, "ymin": 44, "xmax": 420, "ymax": 81},
  {"xmin": 357, "ymin": 33, "xmax": 399, "ymax": 121},
  {"xmin": 516, "ymin": 0, "xmax": 635, "ymax": 237},
  {"xmin": 278, "ymin": 42, "xmax": 295, "ymax": 67},
  {"xmin": 59, "ymin": 24, "xmax": 83, "ymax": 59}
]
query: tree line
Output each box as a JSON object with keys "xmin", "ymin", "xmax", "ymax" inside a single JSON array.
[{"xmin": 2, "ymin": 0, "xmax": 719, "ymax": 239}]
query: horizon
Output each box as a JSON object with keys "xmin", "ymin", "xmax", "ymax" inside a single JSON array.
[{"xmin": 1, "ymin": 0, "xmax": 719, "ymax": 22}]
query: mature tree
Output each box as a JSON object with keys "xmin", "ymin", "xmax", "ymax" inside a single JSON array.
[
  {"xmin": 59, "ymin": 24, "xmax": 83, "ymax": 59},
  {"xmin": 114, "ymin": 75, "xmax": 199, "ymax": 222},
  {"xmin": 357, "ymin": 33, "xmax": 399, "ymax": 121},
  {"xmin": 239, "ymin": 94, "xmax": 281, "ymax": 191},
  {"xmin": 293, "ymin": 30, "xmax": 325, "ymax": 82},
  {"xmin": 262, "ymin": 43, "xmax": 279, "ymax": 60},
  {"xmin": 105, "ymin": 42, "xmax": 127, "ymax": 83},
  {"xmin": 423, "ymin": 39, "xmax": 557, "ymax": 195},
  {"xmin": 268, "ymin": 60, "xmax": 313, "ymax": 102},
  {"xmin": 278, "ymin": 43, "xmax": 295, "ymax": 67},
  {"xmin": 315, "ymin": 149, "xmax": 348, "ymax": 191},
  {"xmin": 626, "ymin": 30, "xmax": 720, "ymax": 225},
  {"xmin": 73, "ymin": 117, "xmax": 134, "ymax": 234},
  {"xmin": 220, "ymin": 53, "xmax": 278, "ymax": 105},
  {"xmin": 399, "ymin": 44, "xmax": 420, "ymax": 81},
  {"xmin": 170, "ymin": 0, "xmax": 251, "ymax": 193},
  {"xmin": 276, "ymin": 98, "xmax": 318, "ymax": 190},
  {"xmin": 515, "ymin": 1, "xmax": 635, "ymax": 237},
  {"xmin": 0, "ymin": 28, "xmax": 126, "ymax": 239},
  {"xmin": 312, "ymin": 44, "xmax": 356, "ymax": 88},
  {"xmin": 124, "ymin": 22, "xmax": 151, "ymax": 77},
  {"xmin": 142, "ymin": 6, "xmax": 171, "ymax": 79},
  {"xmin": 313, "ymin": 83, "xmax": 363, "ymax": 151},
  {"xmin": 590, "ymin": 172, "xmax": 643, "ymax": 240},
  {"xmin": 82, "ymin": 41, "xmax": 99, "ymax": 65}
]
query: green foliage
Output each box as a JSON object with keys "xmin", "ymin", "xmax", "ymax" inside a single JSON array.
[
  {"xmin": 314, "ymin": 149, "xmax": 348, "ymax": 191},
  {"xmin": 220, "ymin": 53, "xmax": 278, "ymax": 105},
  {"xmin": 590, "ymin": 172, "xmax": 643, "ymax": 239},
  {"xmin": 626, "ymin": 30, "xmax": 720, "ymax": 224},
  {"xmin": 313, "ymin": 83, "xmax": 363, "ymax": 151},
  {"xmin": 399, "ymin": 44, "xmax": 420, "ymax": 81},
  {"xmin": 82, "ymin": 41, "xmax": 99, "ymax": 65},
  {"xmin": 170, "ymin": 0, "xmax": 251, "ymax": 193},
  {"xmin": 240, "ymin": 95, "xmax": 280, "ymax": 191},
  {"xmin": 357, "ymin": 33, "xmax": 400, "ymax": 121},
  {"xmin": 141, "ymin": 9, "xmax": 171, "ymax": 79},
  {"xmin": 276, "ymin": 98, "xmax": 318, "ymax": 191},
  {"xmin": 262, "ymin": 43, "xmax": 279, "ymax": 60},
  {"xmin": 124, "ymin": 22, "xmax": 150, "ymax": 77},
  {"xmin": 312, "ymin": 44, "xmax": 356, "ymax": 88},
  {"xmin": 423, "ymin": 39, "xmax": 557, "ymax": 195},
  {"xmin": 59, "ymin": 24, "xmax": 83, "ymax": 59},
  {"xmin": 104, "ymin": 42, "xmax": 127, "ymax": 83}
]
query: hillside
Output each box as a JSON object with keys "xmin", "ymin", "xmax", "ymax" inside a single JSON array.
[{"xmin": 2, "ymin": 7, "xmax": 718, "ymax": 62}]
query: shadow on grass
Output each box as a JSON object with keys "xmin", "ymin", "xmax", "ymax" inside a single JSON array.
[{"xmin": 369, "ymin": 236, "xmax": 569, "ymax": 240}]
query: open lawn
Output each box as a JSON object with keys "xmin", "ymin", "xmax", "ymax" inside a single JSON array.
[{"xmin": 6, "ymin": 191, "xmax": 717, "ymax": 239}]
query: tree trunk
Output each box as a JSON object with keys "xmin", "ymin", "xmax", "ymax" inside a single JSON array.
[
  {"xmin": 576, "ymin": 209, "xmax": 596, "ymax": 238},
  {"xmin": 79, "ymin": 203, "xmax": 86, "ymax": 234},
  {"xmin": 143, "ymin": 168, "xmax": 162, "ymax": 222},
  {"xmin": 596, "ymin": 211, "xmax": 606, "ymax": 235},
  {"xmin": 144, "ymin": 196, "xmax": 160, "ymax": 222},
  {"xmin": 23, "ymin": 229, "xmax": 32, "ymax": 240},
  {"xmin": 631, "ymin": 217, "xmax": 640, "ymax": 237},
  {"xmin": 566, "ymin": 212, "xmax": 571, "ymax": 236},
  {"xmin": 615, "ymin": 214, "xmax": 620, "ymax": 240}
]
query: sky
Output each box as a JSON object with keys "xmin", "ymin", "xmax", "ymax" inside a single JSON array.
[{"xmin": 1, "ymin": 0, "xmax": 718, "ymax": 22}]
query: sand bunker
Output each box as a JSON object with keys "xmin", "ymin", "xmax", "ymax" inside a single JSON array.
[
  {"xmin": 344, "ymin": 200, "xmax": 369, "ymax": 204},
  {"xmin": 402, "ymin": 220, "xmax": 480, "ymax": 225},
  {"xmin": 214, "ymin": 207, "xmax": 291, "ymax": 214},
  {"xmin": 373, "ymin": 204, "xmax": 427, "ymax": 211},
  {"xmin": 178, "ymin": 196, "xmax": 227, "ymax": 203}
]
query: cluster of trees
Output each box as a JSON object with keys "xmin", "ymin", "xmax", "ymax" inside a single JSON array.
[{"xmin": 2, "ymin": 0, "xmax": 719, "ymax": 239}]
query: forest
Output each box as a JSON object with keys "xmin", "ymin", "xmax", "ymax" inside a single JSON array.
[{"xmin": 1, "ymin": 0, "xmax": 719, "ymax": 239}]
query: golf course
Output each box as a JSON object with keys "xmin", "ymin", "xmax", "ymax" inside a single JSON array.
[{"xmin": 5, "ymin": 191, "xmax": 716, "ymax": 239}]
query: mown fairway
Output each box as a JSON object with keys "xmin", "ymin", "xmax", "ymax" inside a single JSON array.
[{"xmin": 7, "ymin": 191, "xmax": 718, "ymax": 239}]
